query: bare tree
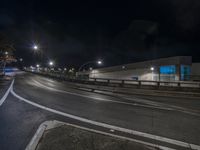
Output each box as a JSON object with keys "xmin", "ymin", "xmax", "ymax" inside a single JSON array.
[{"xmin": 0, "ymin": 34, "xmax": 16, "ymax": 75}]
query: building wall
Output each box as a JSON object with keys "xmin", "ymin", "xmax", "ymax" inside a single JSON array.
[
  {"xmin": 78, "ymin": 56, "xmax": 192, "ymax": 81},
  {"xmin": 191, "ymin": 63, "xmax": 200, "ymax": 75},
  {"xmin": 89, "ymin": 65, "xmax": 180, "ymax": 81},
  {"xmin": 90, "ymin": 67, "xmax": 160, "ymax": 81}
]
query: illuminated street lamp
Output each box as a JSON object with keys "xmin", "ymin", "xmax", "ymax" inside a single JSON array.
[
  {"xmin": 150, "ymin": 67, "xmax": 154, "ymax": 71},
  {"xmin": 33, "ymin": 45, "xmax": 38, "ymax": 50},
  {"xmin": 36, "ymin": 64, "xmax": 40, "ymax": 68},
  {"xmin": 49, "ymin": 61, "xmax": 54, "ymax": 66},
  {"xmin": 150, "ymin": 67, "xmax": 154, "ymax": 81},
  {"xmin": 78, "ymin": 60, "xmax": 103, "ymax": 72},
  {"xmin": 5, "ymin": 51, "xmax": 8, "ymax": 55},
  {"xmin": 97, "ymin": 60, "xmax": 102, "ymax": 65}
]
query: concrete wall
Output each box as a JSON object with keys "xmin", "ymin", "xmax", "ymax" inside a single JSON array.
[
  {"xmin": 89, "ymin": 68, "xmax": 160, "ymax": 81},
  {"xmin": 89, "ymin": 66, "xmax": 181, "ymax": 81},
  {"xmin": 78, "ymin": 56, "xmax": 193, "ymax": 81},
  {"xmin": 191, "ymin": 63, "xmax": 200, "ymax": 75}
]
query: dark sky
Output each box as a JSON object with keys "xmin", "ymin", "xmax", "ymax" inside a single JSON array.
[{"xmin": 0, "ymin": 0, "xmax": 200, "ymax": 69}]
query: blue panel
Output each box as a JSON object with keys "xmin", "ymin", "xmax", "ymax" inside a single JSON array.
[
  {"xmin": 181, "ymin": 65, "xmax": 191, "ymax": 80},
  {"xmin": 160, "ymin": 65, "xmax": 176, "ymax": 74}
]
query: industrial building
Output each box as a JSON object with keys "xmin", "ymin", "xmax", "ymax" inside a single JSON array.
[{"xmin": 78, "ymin": 56, "xmax": 200, "ymax": 81}]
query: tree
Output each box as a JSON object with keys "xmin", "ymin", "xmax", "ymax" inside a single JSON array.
[{"xmin": 0, "ymin": 34, "xmax": 16, "ymax": 75}]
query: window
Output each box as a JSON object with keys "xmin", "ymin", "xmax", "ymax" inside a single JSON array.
[
  {"xmin": 160, "ymin": 65, "xmax": 176, "ymax": 74},
  {"xmin": 181, "ymin": 65, "xmax": 191, "ymax": 80}
]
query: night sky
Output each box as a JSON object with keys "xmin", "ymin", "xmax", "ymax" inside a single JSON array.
[{"xmin": 0, "ymin": 0, "xmax": 200, "ymax": 69}]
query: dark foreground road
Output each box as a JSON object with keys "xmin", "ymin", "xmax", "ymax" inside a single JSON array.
[{"xmin": 0, "ymin": 73, "xmax": 200, "ymax": 150}]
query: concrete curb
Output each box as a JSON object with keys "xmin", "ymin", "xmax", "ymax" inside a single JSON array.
[
  {"xmin": 25, "ymin": 120, "xmax": 64, "ymax": 150},
  {"xmin": 25, "ymin": 120, "xmax": 158, "ymax": 150}
]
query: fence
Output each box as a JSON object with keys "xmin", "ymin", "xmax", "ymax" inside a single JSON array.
[{"xmin": 27, "ymin": 70, "xmax": 200, "ymax": 92}]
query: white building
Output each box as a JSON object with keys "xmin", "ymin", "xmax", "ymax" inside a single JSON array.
[{"xmin": 78, "ymin": 56, "xmax": 200, "ymax": 81}]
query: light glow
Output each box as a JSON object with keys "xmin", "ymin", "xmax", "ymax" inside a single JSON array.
[
  {"xmin": 49, "ymin": 61, "xmax": 54, "ymax": 66},
  {"xmin": 97, "ymin": 60, "xmax": 102, "ymax": 65},
  {"xmin": 33, "ymin": 45, "xmax": 38, "ymax": 50},
  {"xmin": 150, "ymin": 67, "xmax": 154, "ymax": 71}
]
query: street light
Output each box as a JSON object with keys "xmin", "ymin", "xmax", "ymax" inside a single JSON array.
[
  {"xmin": 78, "ymin": 60, "xmax": 103, "ymax": 72},
  {"xmin": 49, "ymin": 61, "xmax": 54, "ymax": 66},
  {"xmin": 97, "ymin": 60, "xmax": 102, "ymax": 65},
  {"xmin": 36, "ymin": 64, "xmax": 40, "ymax": 68},
  {"xmin": 150, "ymin": 67, "xmax": 154, "ymax": 71},
  {"xmin": 33, "ymin": 45, "xmax": 38, "ymax": 50},
  {"xmin": 5, "ymin": 51, "xmax": 8, "ymax": 55},
  {"xmin": 150, "ymin": 67, "xmax": 154, "ymax": 81}
]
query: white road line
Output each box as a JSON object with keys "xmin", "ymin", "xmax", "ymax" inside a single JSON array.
[
  {"xmin": 32, "ymin": 79, "xmax": 174, "ymax": 111},
  {"xmin": 27, "ymin": 120, "xmax": 175, "ymax": 150},
  {"xmin": 26, "ymin": 123, "xmax": 47, "ymax": 150},
  {"xmin": 33, "ymin": 79, "xmax": 200, "ymax": 116},
  {"xmin": 10, "ymin": 79, "xmax": 200, "ymax": 150},
  {"xmin": 0, "ymin": 80, "xmax": 14, "ymax": 106}
]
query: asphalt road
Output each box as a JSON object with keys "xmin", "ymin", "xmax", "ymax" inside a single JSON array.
[{"xmin": 0, "ymin": 73, "xmax": 200, "ymax": 150}]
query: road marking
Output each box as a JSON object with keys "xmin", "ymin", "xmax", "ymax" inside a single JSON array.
[
  {"xmin": 27, "ymin": 120, "xmax": 175, "ymax": 150},
  {"xmin": 56, "ymin": 121, "xmax": 175, "ymax": 150},
  {"xmin": 0, "ymin": 80, "xmax": 14, "ymax": 106},
  {"xmin": 33, "ymin": 79, "xmax": 200, "ymax": 116},
  {"xmin": 26, "ymin": 123, "xmax": 47, "ymax": 150},
  {"xmin": 32, "ymin": 79, "xmax": 175, "ymax": 111},
  {"xmin": 10, "ymin": 79, "xmax": 200, "ymax": 150}
]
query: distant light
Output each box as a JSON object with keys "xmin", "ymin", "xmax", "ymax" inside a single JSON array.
[
  {"xmin": 122, "ymin": 66, "xmax": 125, "ymax": 69},
  {"xmin": 49, "ymin": 61, "xmax": 54, "ymax": 66},
  {"xmin": 5, "ymin": 51, "xmax": 8, "ymax": 55},
  {"xmin": 64, "ymin": 68, "xmax": 67, "ymax": 71},
  {"xmin": 97, "ymin": 60, "xmax": 102, "ymax": 65},
  {"xmin": 89, "ymin": 67, "xmax": 93, "ymax": 71},
  {"xmin": 150, "ymin": 67, "xmax": 154, "ymax": 71},
  {"xmin": 19, "ymin": 58, "xmax": 23, "ymax": 62},
  {"xmin": 33, "ymin": 45, "xmax": 38, "ymax": 50},
  {"xmin": 36, "ymin": 64, "xmax": 40, "ymax": 68}
]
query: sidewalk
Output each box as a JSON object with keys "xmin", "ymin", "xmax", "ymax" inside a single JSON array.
[{"xmin": 36, "ymin": 124, "xmax": 155, "ymax": 150}]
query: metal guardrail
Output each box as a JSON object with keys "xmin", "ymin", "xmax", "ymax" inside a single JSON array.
[
  {"xmin": 88, "ymin": 78, "xmax": 200, "ymax": 88},
  {"xmin": 27, "ymin": 70, "xmax": 200, "ymax": 90}
]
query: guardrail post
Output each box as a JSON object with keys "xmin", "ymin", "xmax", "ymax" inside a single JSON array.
[
  {"xmin": 94, "ymin": 78, "xmax": 97, "ymax": 84},
  {"xmin": 178, "ymin": 82, "xmax": 181, "ymax": 87},
  {"xmin": 107, "ymin": 79, "xmax": 110, "ymax": 83},
  {"xmin": 121, "ymin": 80, "xmax": 124, "ymax": 87},
  {"xmin": 138, "ymin": 81, "xmax": 141, "ymax": 87},
  {"xmin": 157, "ymin": 82, "xmax": 160, "ymax": 87}
]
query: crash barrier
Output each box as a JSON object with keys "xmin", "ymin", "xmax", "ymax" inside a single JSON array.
[{"xmin": 27, "ymin": 71, "xmax": 200, "ymax": 92}]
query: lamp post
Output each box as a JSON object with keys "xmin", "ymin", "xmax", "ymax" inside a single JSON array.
[
  {"xmin": 33, "ymin": 45, "xmax": 38, "ymax": 50},
  {"xmin": 78, "ymin": 60, "xmax": 102, "ymax": 72},
  {"xmin": 49, "ymin": 61, "xmax": 54, "ymax": 67},
  {"xmin": 150, "ymin": 67, "xmax": 154, "ymax": 81},
  {"xmin": 78, "ymin": 60, "xmax": 102, "ymax": 79}
]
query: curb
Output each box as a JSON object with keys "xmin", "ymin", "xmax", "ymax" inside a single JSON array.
[
  {"xmin": 25, "ymin": 120, "xmax": 64, "ymax": 150},
  {"xmin": 25, "ymin": 120, "xmax": 157, "ymax": 150}
]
